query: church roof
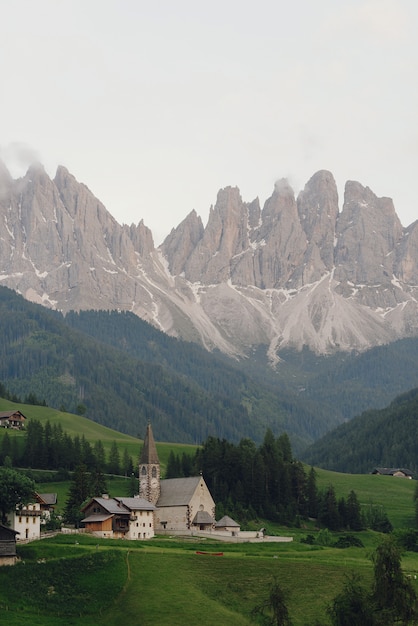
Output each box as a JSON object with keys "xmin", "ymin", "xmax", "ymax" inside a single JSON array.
[
  {"xmin": 139, "ymin": 423, "xmax": 159, "ymax": 465},
  {"xmin": 158, "ymin": 476, "xmax": 202, "ymax": 507}
]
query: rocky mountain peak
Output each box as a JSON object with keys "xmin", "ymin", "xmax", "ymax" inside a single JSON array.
[{"xmin": 2, "ymin": 161, "xmax": 418, "ymax": 359}]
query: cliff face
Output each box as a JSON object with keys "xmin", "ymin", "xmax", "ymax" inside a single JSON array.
[{"xmin": 2, "ymin": 161, "xmax": 418, "ymax": 360}]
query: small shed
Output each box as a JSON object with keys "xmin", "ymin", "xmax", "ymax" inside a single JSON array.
[
  {"xmin": 192, "ymin": 510, "xmax": 214, "ymax": 531},
  {"xmin": 215, "ymin": 515, "xmax": 241, "ymax": 534},
  {"xmin": 0, "ymin": 525, "xmax": 19, "ymax": 566}
]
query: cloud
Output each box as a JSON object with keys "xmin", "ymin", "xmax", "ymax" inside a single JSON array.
[{"xmin": 0, "ymin": 142, "xmax": 41, "ymax": 177}]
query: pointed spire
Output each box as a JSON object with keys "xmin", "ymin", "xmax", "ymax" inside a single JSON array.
[{"xmin": 139, "ymin": 423, "xmax": 159, "ymax": 465}]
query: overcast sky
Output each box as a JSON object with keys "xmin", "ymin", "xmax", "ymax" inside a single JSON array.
[{"xmin": 1, "ymin": 0, "xmax": 417, "ymax": 244}]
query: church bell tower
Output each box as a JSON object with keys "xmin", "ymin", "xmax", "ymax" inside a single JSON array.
[{"xmin": 139, "ymin": 423, "xmax": 161, "ymax": 505}]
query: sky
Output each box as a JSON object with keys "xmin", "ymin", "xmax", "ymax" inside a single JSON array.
[{"xmin": 1, "ymin": 0, "xmax": 417, "ymax": 245}]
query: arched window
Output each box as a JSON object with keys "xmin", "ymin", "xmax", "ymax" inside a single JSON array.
[{"xmin": 141, "ymin": 466, "xmax": 147, "ymax": 475}]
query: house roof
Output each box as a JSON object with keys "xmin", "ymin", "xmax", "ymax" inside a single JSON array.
[
  {"xmin": 372, "ymin": 467, "xmax": 413, "ymax": 476},
  {"xmin": 0, "ymin": 524, "xmax": 19, "ymax": 538},
  {"xmin": 215, "ymin": 515, "xmax": 240, "ymax": 528},
  {"xmin": 158, "ymin": 476, "xmax": 202, "ymax": 507},
  {"xmin": 0, "ymin": 410, "xmax": 26, "ymax": 420},
  {"xmin": 81, "ymin": 514, "xmax": 113, "ymax": 524},
  {"xmin": 82, "ymin": 495, "xmax": 156, "ymax": 516},
  {"xmin": 139, "ymin": 423, "xmax": 159, "ymax": 465},
  {"xmin": 192, "ymin": 510, "xmax": 214, "ymax": 525},
  {"xmin": 114, "ymin": 497, "xmax": 156, "ymax": 511},
  {"xmin": 38, "ymin": 493, "xmax": 57, "ymax": 505},
  {"xmin": 82, "ymin": 497, "xmax": 128, "ymax": 515}
]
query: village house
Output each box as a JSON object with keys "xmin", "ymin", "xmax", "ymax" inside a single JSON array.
[
  {"xmin": 139, "ymin": 423, "xmax": 216, "ymax": 533},
  {"xmin": 9, "ymin": 496, "xmax": 42, "ymax": 541},
  {"xmin": 6, "ymin": 492, "xmax": 57, "ymax": 540},
  {"xmin": 81, "ymin": 494, "xmax": 156, "ymax": 539},
  {"xmin": 371, "ymin": 467, "xmax": 413, "ymax": 479},
  {"xmin": 0, "ymin": 410, "xmax": 27, "ymax": 430},
  {"xmin": 0, "ymin": 525, "xmax": 19, "ymax": 566}
]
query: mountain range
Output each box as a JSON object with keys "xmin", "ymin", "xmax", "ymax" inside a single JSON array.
[{"xmin": 2, "ymin": 162, "xmax": 418, "ymax": 361}]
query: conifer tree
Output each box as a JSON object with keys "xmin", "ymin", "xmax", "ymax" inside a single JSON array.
[{"xmin": 64, "ymin": 463, "xmax": 91, "ymax": 526}]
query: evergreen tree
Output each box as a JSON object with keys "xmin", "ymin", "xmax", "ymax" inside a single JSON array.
[
  {"xmin": 319, "ymin": 485, "xmax": 341, "ymax": 531},
  {"xmin": 122, "ymin": 448, "xmax": 134, "ymax": 477},
  {"xmin": 107, "ymin": 440, "xmax": 121, "ymax": 475},
  {"xmin": 63, "ymin": 463, "xmax": 91, "ymax": 526},
  {"xmin": 306, "ymin": 466, "xmax": 319, "ymax": 519},
  {"xmin": 251, "ymin": 576, "xmax": 293, "ymax": 625},
  {"xmin": 166, "ymin": 450, "xmax": 181, "ymax": 478},
  {"xmin": 93, "ymin": 440, "xmax": 106, "ymax": 469},
  {"xmin": 89, "ymin": 467, "xmax": 108, "ymax": 498},
  {"xmin": 346, "ymin": 490, "xmax": 363, "ymax": 531}
]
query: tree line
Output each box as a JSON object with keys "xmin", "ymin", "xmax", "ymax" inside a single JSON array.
[
  {"xmin": 167, "ymin": 429, "xmax": 393, "ymax": 531},
  {"xmin": 0, "ymin": 419, "xmax": 135, "ymax": 476}
]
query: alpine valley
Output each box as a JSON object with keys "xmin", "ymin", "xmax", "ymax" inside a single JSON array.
[{"xmin": 2, "ymin": 160, "xmax": 418, "ymax": 455}]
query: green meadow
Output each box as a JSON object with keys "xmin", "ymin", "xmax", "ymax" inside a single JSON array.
[
  {"xmin": 2, "ymin": 399, "xmax": 418, "ymax": 623},
  {"xmin": 1, "ymin": 531, "xmax": 418, "ymax": 626}
]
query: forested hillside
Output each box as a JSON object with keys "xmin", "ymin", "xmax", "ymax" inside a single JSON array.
[
  {"xmin": 0, "ymin": 287, "xmax": 332, "ymax": 449},
  {"xmin": 302, "ymin": 387, "xmax": 418, "ymax": 473}
]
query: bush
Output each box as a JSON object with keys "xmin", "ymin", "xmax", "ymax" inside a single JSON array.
[{"xmin": 333, "ymin": 534, "xmax": 364, "ymax": 549}]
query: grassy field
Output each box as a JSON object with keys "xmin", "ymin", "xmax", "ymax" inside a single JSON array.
[
  {"xmin": 3, "ymin": 399, "xmax": 418, "ymax": 623},
  {"xmin": 314, "ymin": 466, "xmax": 417, "ymax": 529},
  {"xmin": 1, "ymin": 532, "xmax": 417, "ymax": 626}
]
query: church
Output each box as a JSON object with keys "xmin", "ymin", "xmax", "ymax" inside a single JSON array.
[{"xmin": 139, "ymin": 423, "xmax": 216, "ymax": 532}]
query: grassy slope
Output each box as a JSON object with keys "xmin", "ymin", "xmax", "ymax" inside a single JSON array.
[
  {"xmin": 1, "ymin": 533, "xmax": 416, "ymax": 626},
  {"xmin": 0, "ymin": 398, "xmax": 198, "ymax": 469},
  {"xmin": 314, "ymin": 466, "xmax": 416, "ymax": 529}
]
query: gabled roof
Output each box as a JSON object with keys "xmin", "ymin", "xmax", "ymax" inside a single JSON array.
[
  {"xmin": 372, "ymin": 467, "xmax": 413, "ymax": 476},
  {"xmin": 38, "ymin": 493, "xmax": 57, "ymax": 505},
  {"xmin": 158, "ymin": 476, "xmax": 202, "ymax": 507},
  {"xmin": 139, "ymin": 423, "xmax": 159, "ymax": 465},
  {"xmin": 81, "ymin": 514, "xmax": 113, "ymax": 523},
  {"xmin": 82, "ymin": 495, "xmax": 156, "ymax": 516},
  {"xmin": 215, "ymin": 515, "xmax": 240, "ymax": 528},
  {"xmin": 81, "ymin": 497, "xmax": 128, "ymax": 515},
  {"xmin": 114, "ymin": 497, "xmax": 156, "ymax": 511},
  {"xmin": 0, "ymin": 410, "xmax": 26, "ymax": 420}
]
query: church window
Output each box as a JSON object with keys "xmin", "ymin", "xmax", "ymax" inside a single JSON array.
[{"xmin": 141, "ymin": 466, "xmax": 146, "ymax": 475}]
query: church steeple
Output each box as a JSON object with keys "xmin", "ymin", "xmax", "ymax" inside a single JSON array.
[{"xmin": 139, "ymin": 423, "xmax": 160, "ymax": 505}]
